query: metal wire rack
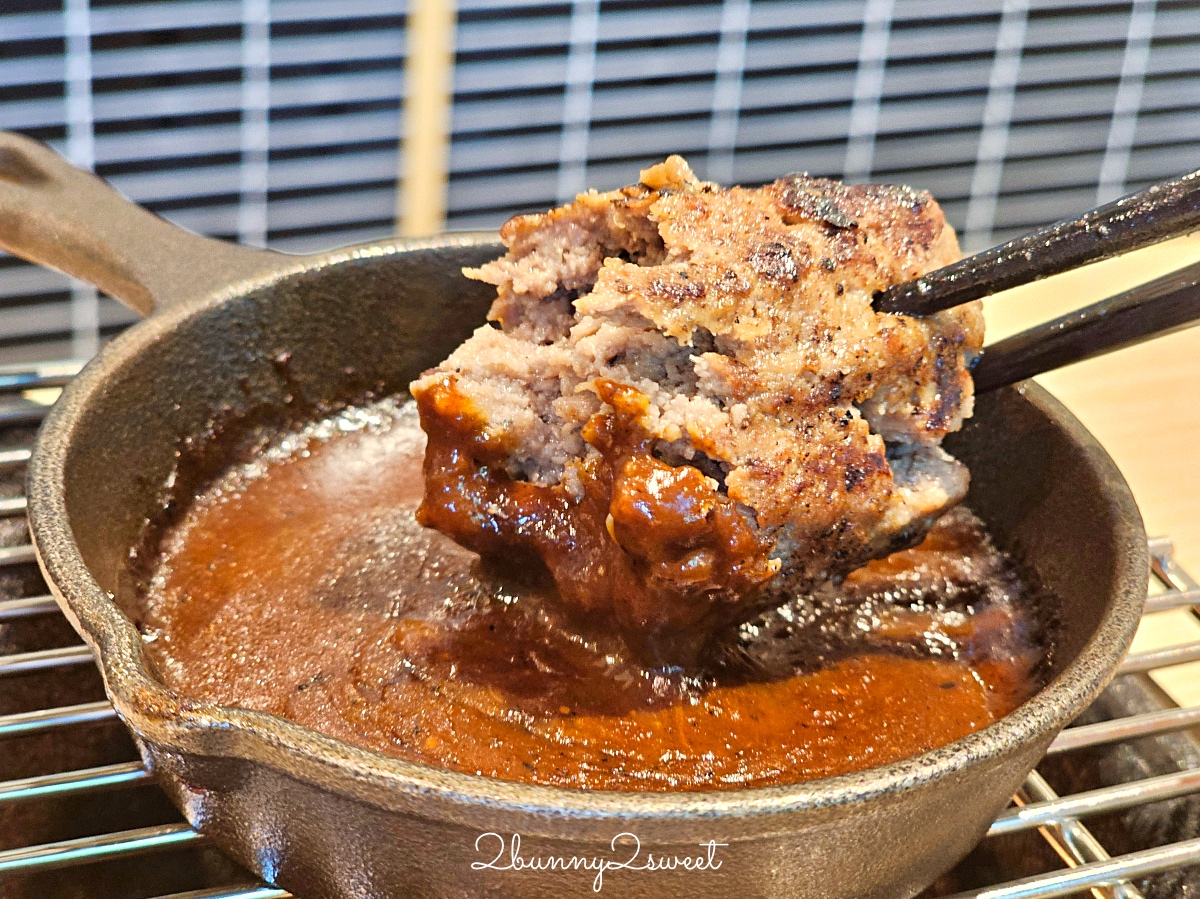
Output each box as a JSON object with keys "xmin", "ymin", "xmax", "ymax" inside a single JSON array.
[{"xmin": 1, "ymin": 364, "xmax": 1200, "ymax": 898}]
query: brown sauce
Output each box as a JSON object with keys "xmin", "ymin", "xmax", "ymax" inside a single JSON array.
[
  {"xmin": 136, "ymin": 398, "xmax": 1047, "ymax": 791},
  {"xmin": 415, "ymin": 374, "xmax": 776, "ymax": 665}
]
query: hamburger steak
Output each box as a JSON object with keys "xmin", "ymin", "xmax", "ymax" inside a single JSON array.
[{"xmin": 410, "ymin": 156, "xmax": 984, "ymax": 664}]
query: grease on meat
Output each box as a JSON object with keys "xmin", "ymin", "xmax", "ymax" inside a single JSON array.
[{"xmin": 410, "ymin": 156, "xmax": 983, "ymax": 662}]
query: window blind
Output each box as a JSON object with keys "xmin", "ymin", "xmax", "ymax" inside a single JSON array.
[
  {"xmin": 0, "ymin": 0, "xmax": 408, "ymax": 362},
  {"xmin": 1, "ymin": 0, "xmax": 1199, "ymax": 364},
  {"xmin": 446, "ymin": 0, "xmax": 1200, "ymax": 247}
]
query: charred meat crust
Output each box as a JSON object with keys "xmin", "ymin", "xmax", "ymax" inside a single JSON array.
[{"xmin": 410, "ymin": 155, "xmax": 983, "ymax": 663}]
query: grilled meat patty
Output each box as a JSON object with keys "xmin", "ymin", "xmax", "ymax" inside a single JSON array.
[{"xmin": 410, "ymin": 156, "xmax": 983, "ymax": 665}]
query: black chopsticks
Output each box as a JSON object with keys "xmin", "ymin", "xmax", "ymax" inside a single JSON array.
[
  {"xmin": 971, "ymin": 257, "xmax": 1200, "ymax": 393},
  {"xmin": 874, "ymin": 169, "xmax": 1200, "ymax": 317}
]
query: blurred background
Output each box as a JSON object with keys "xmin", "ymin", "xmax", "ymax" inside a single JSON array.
[{"xmin": 2, "ymin": 0, "xmax": 1199, "ymax": 364}]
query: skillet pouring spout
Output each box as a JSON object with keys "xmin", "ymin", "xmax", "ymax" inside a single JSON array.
[{"xmin": 7, "ymin": 132, "xmax": 1149, "ymax": 899}]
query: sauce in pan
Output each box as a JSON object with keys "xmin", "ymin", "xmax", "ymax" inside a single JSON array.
[{"xmin": 136, "ymin": 399, "xmax": 1048, "ymax": 791}]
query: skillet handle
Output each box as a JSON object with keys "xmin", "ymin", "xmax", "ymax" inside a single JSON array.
[{"xmin": 0, "ymin": 131, "xmax": 286, "ymax": 317}]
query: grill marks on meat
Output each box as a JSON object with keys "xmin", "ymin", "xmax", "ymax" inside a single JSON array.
[{"xmin": 410, "ymin": 156, "xmax": 983, "ymax": 665}]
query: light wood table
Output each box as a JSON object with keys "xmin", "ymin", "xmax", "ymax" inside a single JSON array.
[{"xmin": 982, "ymin": 232, "xmax": 1200, "ymax": 705}]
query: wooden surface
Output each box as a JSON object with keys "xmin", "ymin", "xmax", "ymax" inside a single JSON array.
[
  {"xmin": 982, "ymin": 231, "xmax": 1200, "ymax": 704},
  {"xmin": 398, "ymin": 0, "xmax": 456, "ymax": 236}
]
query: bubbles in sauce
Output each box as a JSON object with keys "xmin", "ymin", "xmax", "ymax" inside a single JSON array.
[{"xmin": 135, "ymin": 399, "xmax": 1049, "ymax": 791}]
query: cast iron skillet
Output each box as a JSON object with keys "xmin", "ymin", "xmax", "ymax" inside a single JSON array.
[{"xmin": 2, "ymin": 132, "xmax": 1147, "ymax": 899}]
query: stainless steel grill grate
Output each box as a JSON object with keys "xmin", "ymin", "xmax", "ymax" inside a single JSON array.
[{"xmin": 1, "ymin": 365, "xmax": 1199, "ymax": 898}]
